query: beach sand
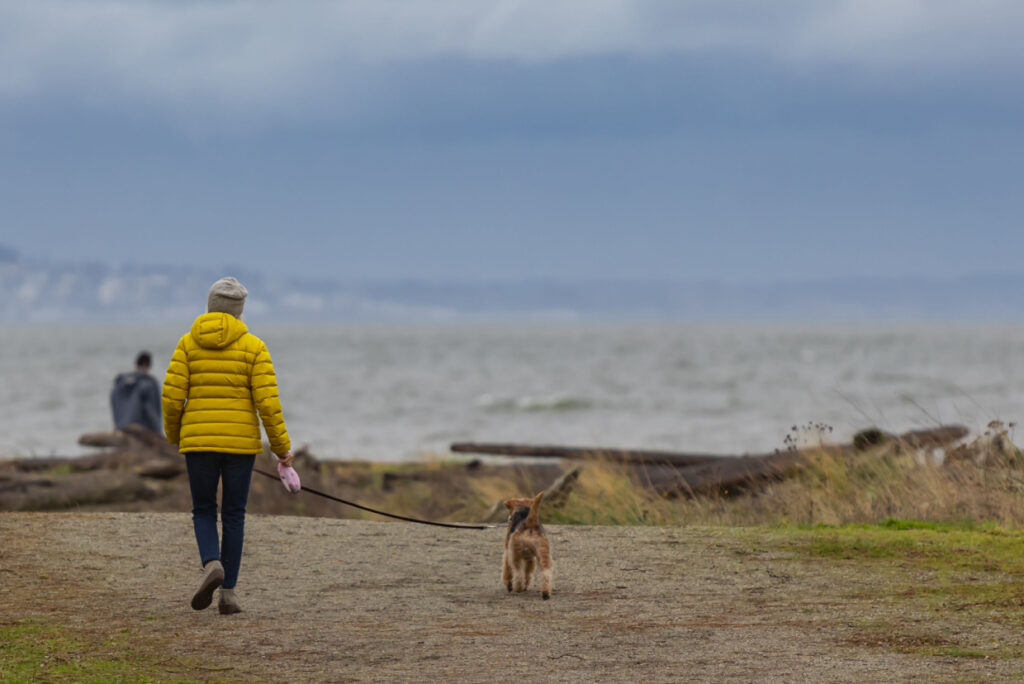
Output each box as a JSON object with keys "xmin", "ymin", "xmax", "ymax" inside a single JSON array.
[{"xmin": 2, "ymin": 512, "xmax": 1023, "ymax": 682}]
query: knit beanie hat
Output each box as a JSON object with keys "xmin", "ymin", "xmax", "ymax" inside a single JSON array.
[{"xmin": 207, "ymin": 277, "xmax": 248, "ymax": 317}]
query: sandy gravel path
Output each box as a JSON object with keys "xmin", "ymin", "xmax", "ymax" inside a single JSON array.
[{"xmin": 2, "ymin": 512, "xmax": 1023, "ymax": 682}]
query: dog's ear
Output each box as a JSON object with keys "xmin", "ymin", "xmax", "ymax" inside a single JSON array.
[{"xmin": 504, "ymin": 499, "xmax": 515, "ymax": 510}]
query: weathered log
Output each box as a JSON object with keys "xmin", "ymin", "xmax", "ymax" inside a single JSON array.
[
  {"xmin": 647, "ymin": 451, "xmax": 807, "ymax": 498},
  {"xmin": 896, "ymin": 425, "xmax": 970, "ymax": 449},
  {"xmin": 853, "ymin": 425, "xmax": 969, "ymax": 451},
  {"xmin": 134, "ymin": 458, "xmax": 186, "ymax": 479},
  {"xmin": 78, "ymin": 430, "xmax": 129, "ymax": 448},
  {"xmin": 79, "ymin": 427, "xmax": 181, "ymax": 459},
  {"xmin": 0, "ymin": 471, "xmax": 160, "ymax": 511},
  {"xmin": 3, "ymin": 455, "xmax": 106, "ymax": 473},
  {"xmin": 450, "ymin": 443, "xmax": 721, "ymax": 467}
]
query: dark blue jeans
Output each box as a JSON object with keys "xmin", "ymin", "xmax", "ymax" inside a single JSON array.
[{"xmin": 184, "ymin": 452, "xmax": 256, "ymax": 589}]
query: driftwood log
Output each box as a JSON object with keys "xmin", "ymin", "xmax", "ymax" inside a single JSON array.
[
  {"xmin": 3, "ymin": 454, "xmax": 107, "ymax": 473},
  {"xmin": 0, "ymin": 470, "xmax": 160, "ymax": 511},
  {"xmin": 637, "ymin": 451, "xmax": 807, "ymax": 498},
  {"xmin": 450, "ymin": 443, "xmax": 720, "ymax": 467},
  {"xmin": 79, "ymin": 425, "xmax": 181, "ymax": 459},
  {"xmin": 0, "ymin": 426, "xmax": 183, "ymax": 510}
]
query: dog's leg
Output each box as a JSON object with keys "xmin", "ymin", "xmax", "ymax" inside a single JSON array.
[
  {"xmin": 502, "ymin": 544, "xmax": 512, "ymax": 592},
  {"xmin": 512, "ymin": 557, "xmax": 528, "ymax": 592},
  {"xmin": 538, "ymin": 541, "xmax": 554, "ymax": 600},
  {"xmin": 523, "ymin": 555, "xmax": 535, "ymax": 591}
]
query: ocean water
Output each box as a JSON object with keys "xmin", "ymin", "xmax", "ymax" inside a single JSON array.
[{"xmin": 2, "ymin": 322, "xmax": 1024, "ymax": 461}]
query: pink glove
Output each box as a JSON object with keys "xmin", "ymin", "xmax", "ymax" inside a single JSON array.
[{"xmin": 277, "ymin": 462, "xmax": 301, "ymax": 493}]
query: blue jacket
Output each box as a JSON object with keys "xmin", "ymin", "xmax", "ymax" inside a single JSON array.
[{"xmin": 111, "ymin": 371, "xmax": 163, "ymax": 434}]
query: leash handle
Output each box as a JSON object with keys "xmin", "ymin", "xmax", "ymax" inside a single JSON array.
[
  {"xmin": 252, "ymin": 468, "xmax": 495, "ymax": 530},
  {"xmin": 277, "ymin": 462, "xmax": 302, "ymax": 492}
]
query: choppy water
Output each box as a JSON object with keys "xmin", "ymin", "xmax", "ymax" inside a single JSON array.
[{"xmin": 3, "ymin": 323, "xmax": 1024, "ymax": 461}]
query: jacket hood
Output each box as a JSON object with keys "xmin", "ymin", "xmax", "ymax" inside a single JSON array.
[{"xmin": 190, "ymin": 312, "xmax": 249, "ymax": 349}]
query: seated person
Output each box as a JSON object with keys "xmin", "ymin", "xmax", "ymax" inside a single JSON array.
[{"xmin": 111, "ymin": 350, "xmax": 163, "ymax": 434}]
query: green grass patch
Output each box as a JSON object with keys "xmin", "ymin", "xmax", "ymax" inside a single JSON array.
[
  {"xmin": 877, "ymin": 517, "xmax": 985, "ymax": 532},
  {"xmin": 0, "ymin": 619, "xmax": 201, "ymax": 683},
  {"xmin": 785, "ymin": 519, "xmax": 1024, "ymax": 573},
  {"xmin": 925, "ymin": 647, "xmax": 988, "ymax": 659},
  {"xmin": 794, "ymin": 519, "xmax": 1024, "ymax": 573},
  {"xmin": 757, "ymin": 522, "xmax": 1024, "ymax": 659},
  {"xmin": 771, "ymin": 520, "xmax": 1024, "ymax": 657}
]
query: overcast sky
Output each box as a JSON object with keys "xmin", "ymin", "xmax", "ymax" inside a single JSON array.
[{"xmin": 2, "ymin": 1, "xmax": 1023, "ymax": 281}]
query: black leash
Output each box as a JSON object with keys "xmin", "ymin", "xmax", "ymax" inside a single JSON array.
[{"xmin": 253, "ymin": 468, "xmax": 495, "ymax": 530}]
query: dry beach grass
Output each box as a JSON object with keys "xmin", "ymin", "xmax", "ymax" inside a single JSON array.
[{"xmin": 498, "ymin": 422, "xmax": 1024, "ymax": 528}]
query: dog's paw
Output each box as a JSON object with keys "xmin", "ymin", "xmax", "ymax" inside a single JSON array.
[
  {"xmin": 506, "ymin": 582, "xmax": 512, "ymax": 593},
  {"xmin": 542, "ymin": 591, "xmax": 550, "ymax": 600}
]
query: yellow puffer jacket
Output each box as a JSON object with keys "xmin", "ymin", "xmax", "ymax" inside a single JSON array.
[{"xmin": 162, "ymin": 313, "xmax": 291, "ymax": 456}]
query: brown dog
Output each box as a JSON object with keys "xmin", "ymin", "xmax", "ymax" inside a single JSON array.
[{"xmin": 502, "ymin": 491, "xmax": 553, "ymax": 599}]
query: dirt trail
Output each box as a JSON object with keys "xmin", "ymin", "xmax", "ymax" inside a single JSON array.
[{"xmin": 2, "ymin": 512, "xmax": 1023, "ymax": 682}]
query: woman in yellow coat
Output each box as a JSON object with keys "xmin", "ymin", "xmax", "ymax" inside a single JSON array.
[{"xmin": 162, "ymin": 277, "xmax": 294, "ymax": 615}]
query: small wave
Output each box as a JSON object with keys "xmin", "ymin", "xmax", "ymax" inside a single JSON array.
[
  {"xmin": 519, "ymin": 395, "xmax": 594, "ymax": 412},
  {"xmin": 475, "ymin": 393, "xmax": 594, "ymax": 412},
  {"xmin": 474, "ymin": 394, "xmax": 518, "ymax": 411}
]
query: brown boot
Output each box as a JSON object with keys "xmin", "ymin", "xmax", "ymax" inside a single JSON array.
[
  {"xmin": 191, "ymin": 560, "xmax": 224, "ymax": 610},
  {"xmin": 219, "ymin": 587, "xmax": 242, "ymax": 615}
]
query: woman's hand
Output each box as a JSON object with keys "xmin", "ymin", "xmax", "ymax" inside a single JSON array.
[
  {"xmin": 277, "ymin": 450, "xmax": 294, "ymax": 468},
  {"xmin": 277, "ymin": 461, "xmax": 302, "ymax": 493}
]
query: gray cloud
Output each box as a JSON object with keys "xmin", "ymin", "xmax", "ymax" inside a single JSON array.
[{"xmin": 2, "ymin": 0, "xmax": 1022, "ymax": 118}]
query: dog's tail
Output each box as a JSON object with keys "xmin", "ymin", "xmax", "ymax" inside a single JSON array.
[{"xmin": 526, "ymin": 491, "xmax": 544, "ymax": 527}]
